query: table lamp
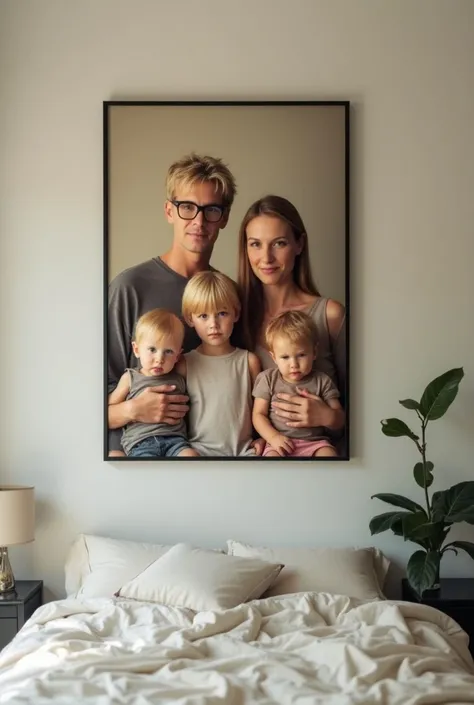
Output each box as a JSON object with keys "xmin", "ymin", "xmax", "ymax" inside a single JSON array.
[{"xmin": 0, "ymin": 486, "xmax": 35, "ymax": 595}]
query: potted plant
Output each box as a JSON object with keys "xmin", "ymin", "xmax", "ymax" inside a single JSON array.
[{"xmin": 369, "ymin": 367, "xmax": 474, "ymax": 597}]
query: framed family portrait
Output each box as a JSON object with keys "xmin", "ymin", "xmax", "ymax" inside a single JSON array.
[{"xmin": 104, "ymin": 100, "xmax": 350, "ymax": 462}]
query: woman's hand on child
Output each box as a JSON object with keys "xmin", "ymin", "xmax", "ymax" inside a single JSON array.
[
  {"xmin": 269, "ymin": 433, "xmax": 295, "ymax": 456},
  {"xmin": 272, "ymin": 389, "xmax": 333, "ymax": 428},
  {"xmin": 132, "ymin": 385, "xmax": 189, "ymax": 425}
]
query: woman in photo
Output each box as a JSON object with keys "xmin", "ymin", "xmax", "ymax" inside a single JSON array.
[{"xmin": 238, "ymin": 194, "xmax": 346, "ymax": 442}]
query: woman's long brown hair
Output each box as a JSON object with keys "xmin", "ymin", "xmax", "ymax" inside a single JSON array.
[{"xmin": 237, "ymin": 195, "xmax": 320, "ymax": 351}]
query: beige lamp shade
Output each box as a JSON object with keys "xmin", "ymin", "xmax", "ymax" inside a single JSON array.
[{"xmin": 0, "ymin": 486, "xmax": 35, "ymax": 546}]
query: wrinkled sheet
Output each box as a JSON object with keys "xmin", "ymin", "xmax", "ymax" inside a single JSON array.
[{"xmin": 0, "ymin": 592, "xmax": 474, "ymax": 704}]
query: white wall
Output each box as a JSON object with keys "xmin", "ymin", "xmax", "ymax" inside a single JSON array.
[{"xmin": 1, "ymin": 0, "xmax": 473, "ymax": 600}]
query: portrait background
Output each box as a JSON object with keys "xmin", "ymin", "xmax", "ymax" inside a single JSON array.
[{"xmin": 107, "ymin": 103, "xmax": 347, "ymax": 308}]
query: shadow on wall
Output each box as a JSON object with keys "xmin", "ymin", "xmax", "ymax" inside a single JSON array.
[{"xmin": 34, "ymin": 497, "xmax": 82, "ymax": 602}]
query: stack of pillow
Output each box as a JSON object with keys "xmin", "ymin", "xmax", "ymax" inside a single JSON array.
[{"xmin": 65, "ymin": 534, "xmax": 390, "ymax": 611}]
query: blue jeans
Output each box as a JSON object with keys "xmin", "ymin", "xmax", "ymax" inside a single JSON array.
[{"xmin": 128, "ymin": 435, "xmax": 191, "ymax": 458}]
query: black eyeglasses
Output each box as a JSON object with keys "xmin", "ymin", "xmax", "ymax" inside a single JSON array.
[{"xmin": 171, "ymin": 200, "xmax": 225, "ymax": 223}]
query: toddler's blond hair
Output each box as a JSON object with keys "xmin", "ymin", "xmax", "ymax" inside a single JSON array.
[
  {"xmin": 182, "ymin": 271, "xmax": 241, "ymax": 325},
  {"xmin": 166, "ymin": 153, "xmax": 237, "ymax": 207},
  {"xmin": 265, "ymin": 310, "xmax": 319, "ymax": 351},
  {"xmin": 133, "ymin": 308, "xmax": 184, "ymax": 346}
]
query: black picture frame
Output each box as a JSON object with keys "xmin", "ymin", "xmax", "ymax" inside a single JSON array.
[{"xmin": 104, "ymin": 100, "xmax": 350, "ymax": 462}]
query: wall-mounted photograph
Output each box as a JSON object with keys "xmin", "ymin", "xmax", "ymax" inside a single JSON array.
[{"xmin": 104, "ymin": 101, "xmax": 350, "ymax": 461}]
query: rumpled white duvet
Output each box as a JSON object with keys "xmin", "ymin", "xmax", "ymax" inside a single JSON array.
[{"xmin": 1, "ymin": 592, "xmax": 474, "ymax": 704}]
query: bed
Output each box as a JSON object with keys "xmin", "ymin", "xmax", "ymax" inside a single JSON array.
[{"xmin": 0, "ymin": 536, "xmax": 473, "ymax": 704}]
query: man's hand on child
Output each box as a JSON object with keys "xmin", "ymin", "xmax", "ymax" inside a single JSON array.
[{"xmin": 132, "ymin": 385, "xmax": 190, "ymax": 425}]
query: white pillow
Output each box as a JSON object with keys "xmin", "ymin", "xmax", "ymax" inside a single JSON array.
[
  {"xmin": 65, "ymin": 534, "xmax": 174, "ymax": 598},
  {"xmin": 116, "ymin": 542, "xmax": 283, "ymax": 611},
  {"xmin": 227, "ymin": 540, "xmax": 390, "ymax": 601}
]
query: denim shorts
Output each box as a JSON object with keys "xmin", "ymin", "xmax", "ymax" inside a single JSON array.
[{"xmin": 128, "ymin": 435, "xmax": 191, "ymax": 458}]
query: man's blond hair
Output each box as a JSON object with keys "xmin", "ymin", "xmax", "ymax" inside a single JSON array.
[
  {"xmin": 182, "ymin": 271, "xmax": 241, "ymax": 325},
  {"xmin": 166, "ymin": 153, "xmax": 237, "ymax": 207},
  {"xmin": 133, "ymin": 308, "xmax": 184, "ymax": 346},
  {"xmin": 265, "ymin": 310, "xmax": 319, "ymax": 351}
]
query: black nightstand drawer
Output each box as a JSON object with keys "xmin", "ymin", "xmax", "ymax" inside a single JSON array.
[
  {"xmin": 0, "ymin": 620, "xmax": 18, "ymax": 650},
  {"xmin": 0, "ymin": 581, "xmax": 43, "ymax": 652},
  {"xmin": 0, "ymin": 606, "xmax": 16, "ymax": 619}
]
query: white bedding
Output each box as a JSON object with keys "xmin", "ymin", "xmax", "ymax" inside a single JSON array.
[{"xmin": 1, "ymin": 592, "xmax": 474, "ymax": 704}]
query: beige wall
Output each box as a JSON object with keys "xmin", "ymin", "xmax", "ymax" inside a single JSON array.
[
  {"xmin": 108, "ymin": 104, "xmax": 346, "ymax": 304},
  {"xmin": 1, "ymin": 0, "xmax": 473, "ymax": 600}
]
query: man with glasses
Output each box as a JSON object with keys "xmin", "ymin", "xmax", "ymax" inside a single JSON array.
[{"xmin": 107, "ymin": 153, "xmax": 237, "ymax": 456}]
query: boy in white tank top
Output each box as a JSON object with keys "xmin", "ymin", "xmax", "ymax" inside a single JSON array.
[
  {"xmin": 252, "ymin": 311, "xmax": 344, "ymax": 458},
  {"xmin": 178, "ymin": 271, "xmax": 262, "ymax": 457}
]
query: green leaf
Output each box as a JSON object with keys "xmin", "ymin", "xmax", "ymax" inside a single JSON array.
[
  {"xmin": 369, "ymin": 511, "xmax": 412, "ymax": 535},
  {"xmin": 381, "ymin": 418, "xmax": 419, "ymax": 441},
  {"xmin": 407, "ymin": 520, "xmax": 450, "ymax": 548},
  {"xmin": 431, "ymin": 482, "xmax": 474, "ymax": 524},
  {"xmin": 371, "ymin": 493, "xmax": 426, "ymax": 514},
  {"xmin": 399, "ymin": 398, "xmax": 420, "ymax": 411},
  {"xmin": 391, "ymin": 516, "xmax": 431, "ymax": 549},
  {"xmin": 389, "ymin": 517, "xmax": 405, "ymax": 537},
  {"xmin": 391, "ymin": 514, "xmax": 431, "ymax": 551},
  {"xmin": 446, "ymin": 541, "xmax": 474, "ymax": 562},
  {"xmin": 402, "ymin": 512, "xmax": 431, "ymax": 541},
  {"xmin": 433, "ymin": 524, "xmax": 451, "ymax": 547},
  {"xmin": 419, "ymin": 367, "xmax": 464, "ymax": 422},
  {"xmin": 407, "ymin": 550, "xmax": 440, "ymax": 596},
  {"xmin": 413, "ymin": 461, "xmax": 434, "ymax": 489}
]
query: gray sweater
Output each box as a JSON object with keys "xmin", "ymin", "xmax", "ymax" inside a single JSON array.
[{"xmin": 108, "ymin": 257, "xmax": 200, "ymax": 390}]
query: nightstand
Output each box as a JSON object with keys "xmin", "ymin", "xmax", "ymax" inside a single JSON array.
[
  {"xmin": 0, "ymin": 580, "xmax": 43, "ymax": 651},
  {"xmin": 402, "ymin": 578, "xmax": 474, "ymax": 656}
]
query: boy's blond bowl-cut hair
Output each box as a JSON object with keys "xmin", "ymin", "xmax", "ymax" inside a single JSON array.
[
  {"xmin": 166, "ymin": 153, "xmax": 237, "ymax": 207},
  {"xmin": 265, "ymin": 310, "xmax": 319, "ymax": 352},
  {"xmin": 133, "ymin": 308, "xmax": 185, "ymax": 345},
  {"xmin": 182, "ymin": 271, "xmax": 241, "ymax": 325}
]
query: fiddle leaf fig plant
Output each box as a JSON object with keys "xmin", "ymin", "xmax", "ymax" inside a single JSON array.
[{"xmin": 369, "ymin": 367, "xmax": 474, "ymax": 597}]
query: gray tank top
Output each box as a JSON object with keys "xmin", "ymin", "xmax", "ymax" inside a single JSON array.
[
  {"xmin": 185, "ymin": 348, "xmax": 255, "ymax": 457},
  {"xmin": 252, "ymin": 367, "xmax": 339, "ymax": 440},
  {"xmin": 122, "ymin": 368, "xmax": 187, "ymax": 455},
  {"xmin": 255, "ymin": 297, "xmax": 343, "ymax": 388}
]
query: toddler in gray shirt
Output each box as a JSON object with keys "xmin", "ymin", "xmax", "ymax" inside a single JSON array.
[
  {"xmin": 108, "ymin": 309, "xmax": 199, "ymax": 458},
  {"xmin": 252, "ymin": 311, "xmax": 344, "ymax": 458}
]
